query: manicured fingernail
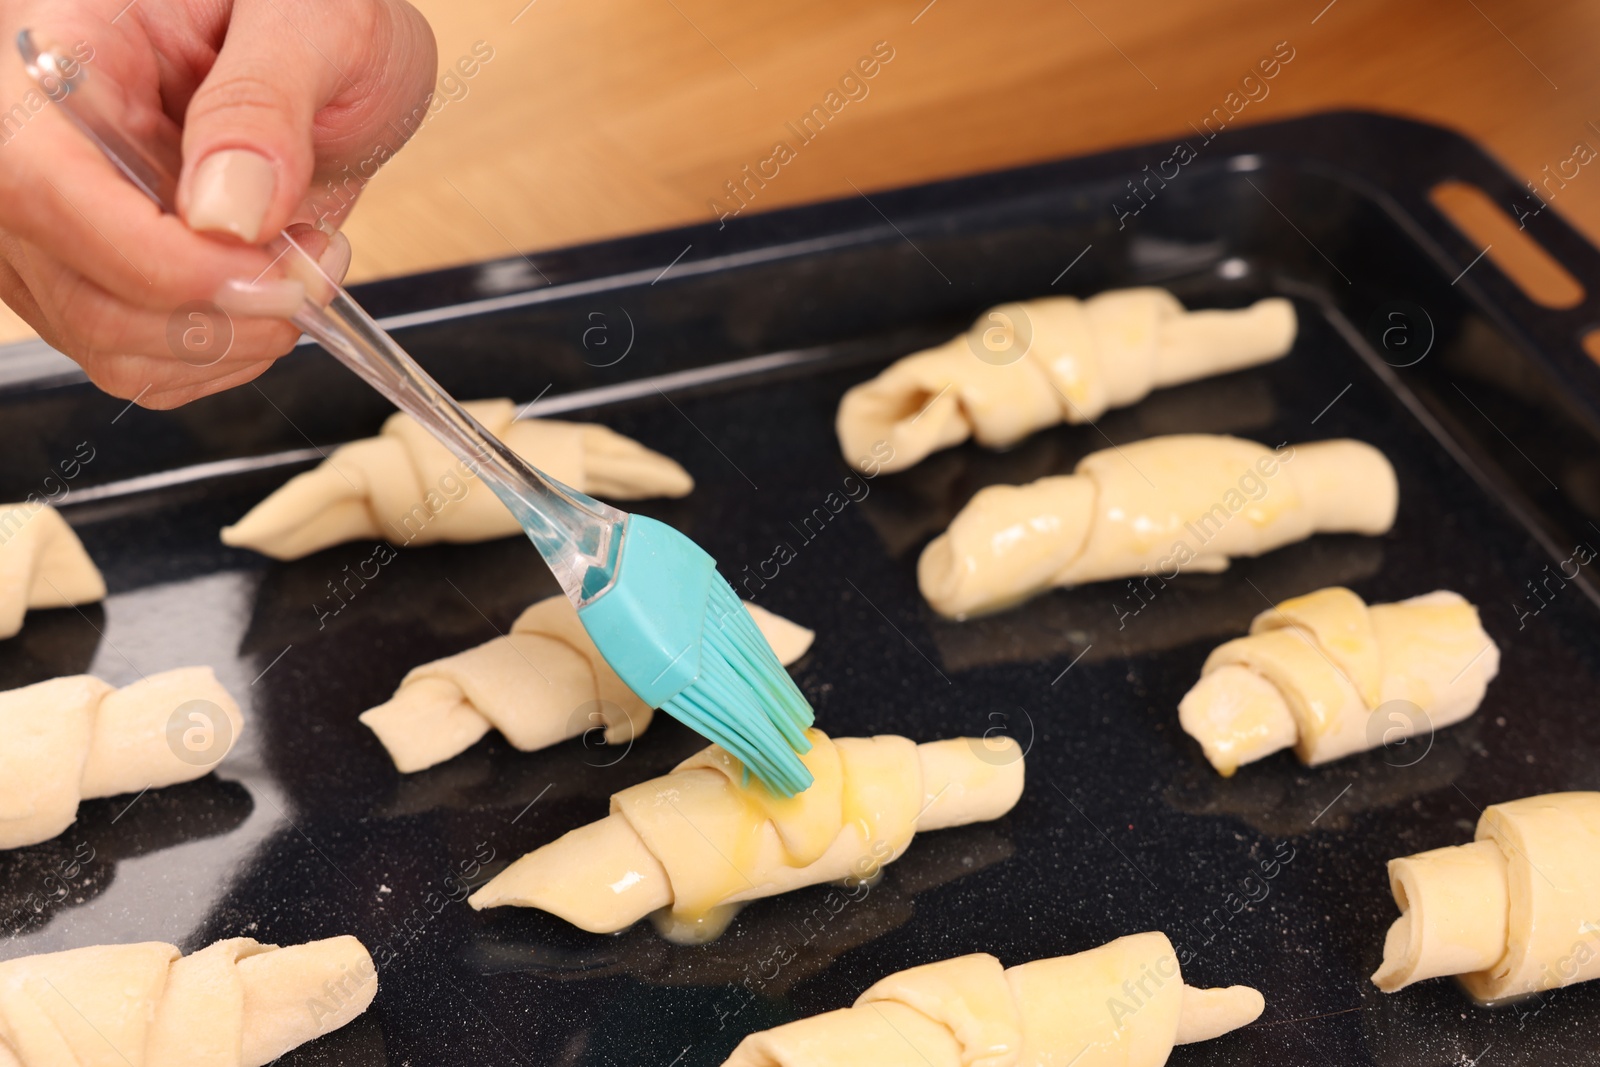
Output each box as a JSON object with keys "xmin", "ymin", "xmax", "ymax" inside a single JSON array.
[
  {"xmin": 186, "ymin": 149, "xmax": 276, "ymax": 241},
  {"xmin": 319, "ymin": 231, "xmax": 352, "ymax": 285},
  {"xmin": 214, "ymin": 278, "xmax": 306, "ymax": 318}
]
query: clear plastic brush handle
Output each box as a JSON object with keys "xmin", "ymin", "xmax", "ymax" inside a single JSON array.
[
  {"xmin": 19, "ymin": 29, "xmax": 625, "ymax": 606},
  {"xmin": 290, "ymin": 278, "xmax": 627, "ymax": 604}
]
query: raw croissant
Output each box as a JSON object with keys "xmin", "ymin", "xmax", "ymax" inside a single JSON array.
[
  {"xmin": 220, "ymin": 399, "xmax": 694, "ymax": 560},
  {"xmin": 724, "ymin": 931, "xmax": 1263, "ymax": 1067},
  {"xmin": 1373, "ymin": 791, "xmax": 1600, "ymax": 1001},
  {"xmin": 0, "ymin": 935, "xmax": 373, "ymax": 1066},
  {"xmin": 919, "ymin": 434, "xmax": 1397, "ymax": 618},
  {"xmin": 469, "ymin": 729, "xmax": 1025, "ymax": 935},
  {"xmin": 0, "ymin": 667, "xmax": 243, "ymax": 849},
  {"xmin": 0, "ymin": 504, "xmax": 105, "ymax": 640},
  {"xmin": 1179, "ymin": 587, "xmax": 1498, "ymax": 775},
  {"xmin": 489, "ymin": 828, "xmax": 1017, "ymax": 994},
  {"xmin": 361, "ymin": 596, "xmax": 814, "ymax": 773},
  {"xmin": 837, "ymin": 288, "xmax": 1295, "ymax": 474}
]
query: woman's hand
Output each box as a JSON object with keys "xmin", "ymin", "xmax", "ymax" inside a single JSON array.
[{"xmin": 0, "ymin": 0, "xmax": 437, "ymax": 408}]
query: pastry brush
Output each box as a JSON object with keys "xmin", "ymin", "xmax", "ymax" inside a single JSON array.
[{"xmin": 20, "ymin": 30, "xmax": 816, "ymax": 794}]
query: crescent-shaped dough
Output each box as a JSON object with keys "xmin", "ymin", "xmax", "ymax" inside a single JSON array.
[
  {"xmin": 220, "ymin": 400, "xmax": 695, "ymax": 560},
  {"xmin": 469, "ymin": 729, "xmax": 1025, "ymax": 935},
  {"xmin": 1179, "ymin": 587, "xmax": 1498, "ymax": 774},
  {"xmin": 0, "ymin": 935, "xmax": 373, "ymax": 1066},
  {"xmin": 919, "ymin": 434, "xmax": 1397, "ymax": 618},
  {"xmin": 837, "ymin": 288, "xmax": 1295, "ymax": 474},
  {"xmin": 724, "ymin": 931, "xmax": 1263, "ymax": 1067},
  {"xmin": 0, "ymin": 504, "xmax": 105, "ymax": 640},
  {"xmin": 360, "ymin": 597, "xmax": 814, "ymax": 773},
  {"xmin": 0, "ymin": 667, "xmax": 243, "ymax": 850},
  {"xmin": 1373, "ymin": 791, "xmax": 1600, "ymax": 1001}
]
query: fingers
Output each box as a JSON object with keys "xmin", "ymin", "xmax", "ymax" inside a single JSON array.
[
  {"xmin": 140, "ymin": 360, "xmax": 278, "ymax": 409},
  {"xmin": 0, "ymin": 98, "xmax": 281, "ymax": 315},
  {"xmin": 0, "ymin": 226, "xmax": 355, "ymax": 406},
  {"xmin": 176, "ymin": 0, "xmax": 337, "ymax": 242},
  {"xmin": 0, "ymin": 242, "xmax": 48, "ymax": 337},
  {"xmin": 302, "ymin": 0, "xmax": 439, "ymax": 227},
  {"xmin": 0, "ymin": 20, "xmax": 283, "ymax": 312},
  {"xmin": 325, "ymin": 0, "xmax": 439, "ymax": 160},
  {"xmin": 9, "ymin": 232, "xmax": 300, "ymax": 367},
  {"xmin": 53, "ymin": 304, "xmax": 300, "ymax": 400},
  {"xmin": 179, "ymin": 0, "xmax": 437, "ymax": 238},
  {"xmin": 214, "ymin": 227, "xmax": 353, "ymax": 317},
  {"xmin": 74, "ymin": 349, "xmax": 277, "ymax": 408},
  {"xmin": 309, "ymin": 0, "xmax": 439, "ymax": 165},
  {"xmin": 0, "ymin": 0, "xmax": 427, "ymax": 409}
]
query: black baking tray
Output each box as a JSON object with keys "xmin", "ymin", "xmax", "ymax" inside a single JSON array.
[{"xmin": 4, "ymin": 110, "xmax": 1600, "ymax": 1066}]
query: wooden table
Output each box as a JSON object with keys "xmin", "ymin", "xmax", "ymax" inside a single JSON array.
[{"xmin": 7, "ymin": 0, "xmax": 1599, "ymax": 342}]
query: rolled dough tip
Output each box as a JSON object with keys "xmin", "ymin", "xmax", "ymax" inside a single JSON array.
[
  {"xmin": 1370, "ymin": 914, "xmax": 1417, "ymax": 993},
  {"xmin": 1292, "ymin": 441, "xmax": 1399, "ymax": 535},
  {"xmin": 914, "ymin": 737, "xmax": 1026, "ymax": 831},
  {"xmin": 1237, "ymin": 984, "xmax": 1266, "ymax": 1022},
  {"xmin": 220, "ymin": 519, "xmax": 295, "ymax": 560},
  {"xmin": 469, "ymin": 814, "xmax": 668, "ymax": 931},
  {"xmin": 1175, "ymin": 983, "xmax": 1266, "ymax": 1044},
  {"xmin": 1373, "ymin": 839, "xmax": 1510, "ymax": 993},
  {"xmin": 1177, "ymin": 665, "xmax": 1297, "ymax": 776},
  {"xmin": 237, "ymin": 936, "xmax": 377, "ymax": 1066},
  {"xmin": 1370, "ymin": 968, "xmax": 1404, "ymax": 993},
  {"xmin": 467, "ymin": 872, "xmax": 550, "ymax": 916},
  {"xmin": 248, "ymin": 935, "xmax": 374, "ymax": 999},
  {"xmin": 1254, "ymin": 296, "xmax": 1298, "ymax": 345},
  {"xmin": 915, "ymin": 535, "xmax": 962, "ymax": 616}
]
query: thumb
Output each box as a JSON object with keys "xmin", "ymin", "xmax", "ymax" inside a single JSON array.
[{"xmin": 176, "ymin": 1, "xmax": 346, "ymax": 243}]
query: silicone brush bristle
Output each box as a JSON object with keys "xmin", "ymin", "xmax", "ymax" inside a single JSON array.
[{"xmin": 661, "ymin": 576, "xmax": 815, "ymax": 796}]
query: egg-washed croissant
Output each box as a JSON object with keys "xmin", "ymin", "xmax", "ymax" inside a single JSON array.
[
  {"xmin": 724, "ymin": 931, "xmax": 1263, "ymax": 1067},
  {"xmin": 0, "ymin": 504, "xmax": 105, "ymax": 640},
  {"xmin": 469, "ymin": 729, "xmax": 1025, "ymax": 936},
  {"xmin": 0, "ymin": 935, "xmax": 373, "ymax": 1066},
  {"xmin": 919, "ymin": 434, "xmax": 1397, "ymax": 618},
  {"xmin": 220, "ymin": 399, "xmax": 695, "ymax": 560},
  {"xmin": 361, "ymin": 596, "xmax": 814, "ymax": 773},
  {"xmin": 836, "ymin": 288, "xmax": 1295, "ymax": 474},
  {"xmin": 0, "ymin": 667, "xmax": 243, "ymax": 850},
  {"xmin": 1374, "ymin": 791, "xmax": 1600, "ymax": 1002},
  {"xmin": 1179, "ymin": 587, "xmax": 1498, "ymax": 775}
]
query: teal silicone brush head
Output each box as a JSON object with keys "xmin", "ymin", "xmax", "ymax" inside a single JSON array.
[
  {"xmin": 576, "ymin": 515, "xmax": 816, "ymax": 796},
  {"xmin": 663, "ymin": 578, "xmax": 815, "ymax": 793}
]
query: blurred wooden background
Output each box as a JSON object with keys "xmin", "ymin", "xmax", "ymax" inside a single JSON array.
[{"xmin": 8, "ymin": 0, "xmax": 1600, "ymax": 341}]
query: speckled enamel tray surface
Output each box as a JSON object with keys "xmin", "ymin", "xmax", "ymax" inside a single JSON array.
[{"xmin": 3, "ymin": 112, "xmax": 1600, "ymax": 1065}]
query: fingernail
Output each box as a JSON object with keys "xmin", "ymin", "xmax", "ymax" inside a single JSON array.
[
  {"xmin": 186, "ymin": 150, "xmax": 276, "ymax": 241},
  {"xmin": 319, "ymin": 231, "xmax": 352, "ymax": 285},
  {"xmin": 214, "ymin": 278, "xmax": 306, "ymax": 318}
]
